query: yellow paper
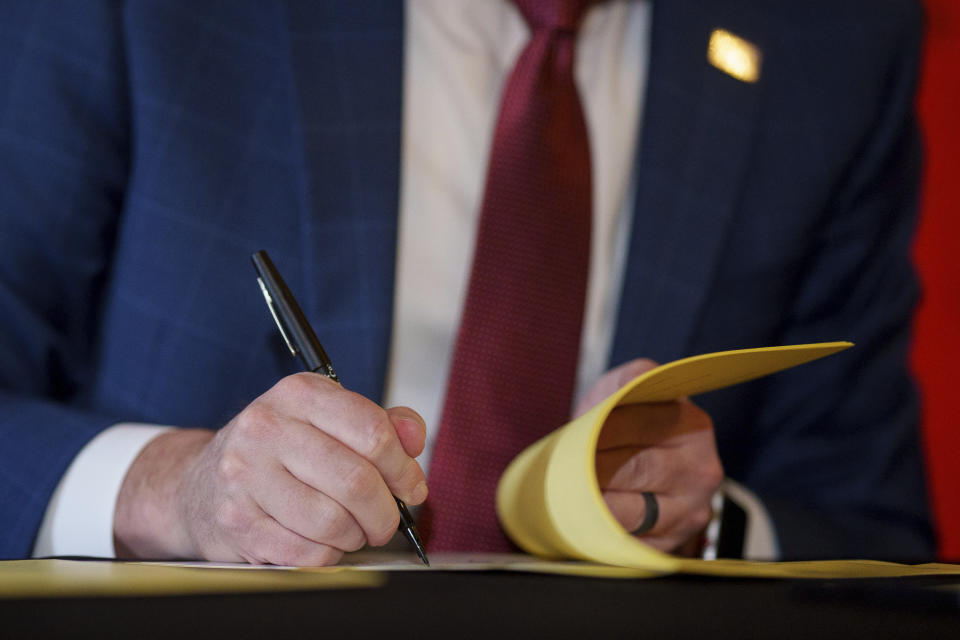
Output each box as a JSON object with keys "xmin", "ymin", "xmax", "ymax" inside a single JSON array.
[
  {"xmin": 0, "ymin": 559, "xmax": 382, "ymax": 599},
  {"xmin": 495, "ymin": 341, "xmax": 960, "ymax": 579}
]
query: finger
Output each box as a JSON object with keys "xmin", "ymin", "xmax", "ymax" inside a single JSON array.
[
  {"xmin": 574, "ymin": 358, "xmax": 659, "ymax": 418},
  {"xmin": 603, "ymin": 490, "xmax": 669, "ymax": 536},
  {"xmin": 270, "ymin": 373, "xmax": 426, "ymax": 504},
  {"xmin": 596, "ymin": 400, "xmax": 713, "ymax": 450},
  {"xmin": 278, "ymin": 419, "xmax": 402, "ymax": 546},
  {"xmin": 602, "ymin": 490, "xmax": 711, "ymax": 552},
  {"xmin": 209, "ymin": 495, "xmax": 344, "ymax": 566},
  {"xmin": 596, "ymin": 435, "xmax": 723, "ymax": 495},
  {"xmin": 241, "ymin": 511, "xmax": 345, "ymax": 567},
  {"xmin": 327, "ymin": 400, "xmax": 427, "ymax": 505},
  {"xmin": 251, "ymin": 464, "xmax": 366, "ymax": 552},
  {"xmin": 386, "ymin": 406, "xmax": 427, "ymax": 458},
  {"xmin": 595, "ymin": 446, "xmax": 668, "ymax": 492}
]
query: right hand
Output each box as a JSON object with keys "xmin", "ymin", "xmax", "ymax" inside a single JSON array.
[{"xmin": 113, "ymin": 372, "xmax": 428, "ymax": 565}]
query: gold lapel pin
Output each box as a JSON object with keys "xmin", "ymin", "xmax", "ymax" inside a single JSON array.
[{"xmin": 707, "ymin": 28, "xmax": 761, "ymax": 83}]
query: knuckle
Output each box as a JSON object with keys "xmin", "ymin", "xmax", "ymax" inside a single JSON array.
[
  {"xmin": 367, "ymin": 511, "xmax": 400, "ymax": 547},
  {"xmin": 343, "ymin": 528, "xmax": 367, "ymax": 552},
  {"xmin": 699, "ymin": 460, "xmax": 724, "ymax": 490},
  {"xmin": 689, "ymin": 505, "xmax": 713, "ymax": 532},
  {"xmin": 215, "ymin": 452, "xmax": 247, "ymax": 485},
  {"xmin": 263, "ymin": 538, "xmax": 305, "ymax": 567},
  {"xmin": 622, "ymin": 454, "xmax": 641, "ymax": 485},
  {"xmin": 626, "ymin": 452, "xmax": 652, "ymax": 488},
  {"xmin": 258, "ymin": 533, "xmax": 341, "ymax": 567},
  {"xmin": 341, "ymin": 461, "xmax": 380, "ymax": 502},
  {"xmin": 215, "ymin": 499, "xmax": 249, "ymax": 536},
  {"xmin": 233, "ymin": 403, "xmax": 276, "ymax": 443},
  {"xmin": 311, "ymin": 503, "xmax": 365, "ymax": 551},
  {"xmin": 396, "ymin": 457, "xmax": 421, "ymax": 488},
  {"xmin": 315, "ymin": 509, "xmax": 353, "ymax": 544},
  {"xmin": 311, "ymin": 546, "xmax": 344, "ymax": 567},
  {"xmin": 360, "ymin": 414, "xmax": 395, "ymax": 462},
  {"xmin": 279, "ymin": 371, "xmax": 318, "ymax": 397}
]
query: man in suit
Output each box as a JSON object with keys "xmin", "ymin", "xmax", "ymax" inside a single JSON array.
[{"xmin": 0, "ymin": 0, "xmax": 934, "ymax": 563}]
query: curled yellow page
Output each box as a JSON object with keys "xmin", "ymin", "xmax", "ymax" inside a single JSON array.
[{"xmin": 496, "ymin": 342, "xmax": 856, "ymax": 575}]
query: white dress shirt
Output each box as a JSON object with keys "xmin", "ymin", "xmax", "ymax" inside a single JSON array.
[
  {"xmin": 33, "ymin": 0, "xmax": 776, "ymax": 561},
  {"xmin": 384, "ymin": 0, "xmax": 649, "ymax": 466}
]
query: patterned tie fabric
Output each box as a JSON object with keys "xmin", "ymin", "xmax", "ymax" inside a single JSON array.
[{"xmin": 421, "ymin": 0, "xmax": 594, "ymax": 552}]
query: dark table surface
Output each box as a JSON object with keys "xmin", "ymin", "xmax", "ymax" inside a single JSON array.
[{"xmin": 2, "ymin": 570, "xmax": 958, "ymax": 639}]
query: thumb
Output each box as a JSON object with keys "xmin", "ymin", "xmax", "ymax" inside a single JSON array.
[
  {"xmin": 386, "ymin": 406, "xmax": 427, "ymax": 458},
  {"xmin": 573, "ymin": 358, "xmax": 659, "ymax": 418}
]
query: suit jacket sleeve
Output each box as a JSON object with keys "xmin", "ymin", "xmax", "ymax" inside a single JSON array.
[
  {"xmin": 0, "ymin": 2, "xmax": 129, "ymax": 558},
  {"xmin": 732, "ymin": 3, "xmax": 934, "ymax": 560}
]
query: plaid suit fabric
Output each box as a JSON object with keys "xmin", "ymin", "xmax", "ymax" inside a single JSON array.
[
  {"xmin": 0, "ymin": 0, "xmax": 404, "ymax": 558},
  {"xmin": 0, "ymin": 0, "xmax": 934, "ymax": 561}
]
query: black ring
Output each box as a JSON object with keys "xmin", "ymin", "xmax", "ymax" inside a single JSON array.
[{"xmin": 631, "ymin": 491, "xmax": 659, "ymax": 535}]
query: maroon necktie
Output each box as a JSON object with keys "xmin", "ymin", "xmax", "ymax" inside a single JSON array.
[{"xmin": 421, "ymin": 0, "xmax": 594, "ymax": 552}]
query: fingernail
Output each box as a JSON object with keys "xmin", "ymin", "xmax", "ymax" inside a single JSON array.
[{"xmin": 411, "ymin": 481, "xmax": 428, "ymax": 504}]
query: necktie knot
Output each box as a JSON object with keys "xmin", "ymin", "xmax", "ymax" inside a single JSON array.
[{"xmin": 513, "ymin": 0, "xmax": 593, "ymax": 35}]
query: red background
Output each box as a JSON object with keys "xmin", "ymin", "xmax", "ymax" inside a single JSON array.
[{"xmin": 914, "ymin": 0, "xmax": 960, "ymax": 560}]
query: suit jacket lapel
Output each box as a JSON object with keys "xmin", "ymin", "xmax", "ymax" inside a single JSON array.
[
  {"xmin": 611, "ymin": 0, "xmax": 765, "ymax": 365},
  {"xmin": 278, "ymin": 2, "xmax": 404, "ymax": 400}
]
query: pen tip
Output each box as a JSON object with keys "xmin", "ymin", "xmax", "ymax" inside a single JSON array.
[{"xmin": 410, "ymin": 534, "xmax": 429, "ymax": 566}]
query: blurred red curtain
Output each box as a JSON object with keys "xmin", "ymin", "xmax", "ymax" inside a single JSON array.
[{"xmin": 914, "ymin": 0, "xmax": 960, "ymax": 560}]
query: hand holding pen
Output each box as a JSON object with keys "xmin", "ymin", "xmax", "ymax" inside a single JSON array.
[
  {"xmin": 113, "ymin": 247, "xmax": 429, "ymax": 565},
  {"xmin": 115, "ymin": 261, "xmax": 430, "ymax": 566},
  {"xmin": 252, "ymin": 250, "xmax": 429, "ymax": 564}
]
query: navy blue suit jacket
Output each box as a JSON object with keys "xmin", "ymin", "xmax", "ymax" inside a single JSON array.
[{"xmin": 0, "ymin": 0, "xmax": 934, "ymax": 560}]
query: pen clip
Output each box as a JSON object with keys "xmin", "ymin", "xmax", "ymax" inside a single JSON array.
[{"xmin": 257, "ymin": 277, "xmax": 297, "ymax": 357}]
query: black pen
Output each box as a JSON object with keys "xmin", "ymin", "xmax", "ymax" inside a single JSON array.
[{"xmin": 251, "ymin": 249, "xmax": 430, "ymax": 566}]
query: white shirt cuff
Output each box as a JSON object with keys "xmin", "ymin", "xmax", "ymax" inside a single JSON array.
[
  {"xmin": 722, "ymin": 478, "xmax": 780, "ymax": 561},
  {"xmin": 31, "ymin": 423, "xmax": 173, "ymax": 558}
]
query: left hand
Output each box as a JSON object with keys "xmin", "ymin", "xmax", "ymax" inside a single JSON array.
[{"xmin": 575, "ymin": 359, "xmax": 724, "ymax": 555}]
